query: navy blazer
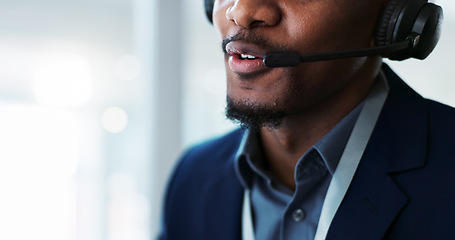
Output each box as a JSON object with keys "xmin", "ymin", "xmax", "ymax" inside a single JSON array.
[{"xmin": 159, "ymin": 64, "xmax": 455, "ymax": 239}]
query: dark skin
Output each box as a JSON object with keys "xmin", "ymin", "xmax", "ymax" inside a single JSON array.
[{"xmin": 213, "ymin": 0, "xmax": 386, "ymax": 190}]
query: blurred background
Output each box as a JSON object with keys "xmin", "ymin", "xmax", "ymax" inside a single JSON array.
[{"xmin": 0, "ymin": 0, "xmax": 453, "ymax": 239}]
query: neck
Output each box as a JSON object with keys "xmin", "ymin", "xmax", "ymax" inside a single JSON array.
[{"xmin": 259, "ymin": 60, "xmax": 381, "ymax": 190}]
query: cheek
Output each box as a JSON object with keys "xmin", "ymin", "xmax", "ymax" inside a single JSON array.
[
  {"xmin": 283, "ymin": 4, "xmax": 376, "ymax": 51},
  {"xmin": 280, "ymin": 59, "xmax": 364, "ymax": 110}
]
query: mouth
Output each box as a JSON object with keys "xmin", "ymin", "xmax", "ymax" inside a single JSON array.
[{"xmin": 225, "ymin": 42, "xmax": 270, "ymax": 76}]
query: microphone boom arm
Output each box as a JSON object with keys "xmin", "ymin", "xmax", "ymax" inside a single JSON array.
[{"xmin": 263, "ymin": 39, "xmax": 412, "ymax": 68}]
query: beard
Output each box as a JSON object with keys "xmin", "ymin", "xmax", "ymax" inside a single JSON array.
[{"xmin": 225, "ymin": 96, "xmax": 285, "ymax": 132}]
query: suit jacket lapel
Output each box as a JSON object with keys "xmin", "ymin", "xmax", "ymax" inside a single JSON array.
[
  {"xmin": 326, "ymin": 64, "xmax": 428, "ymax": 239},
  {"xmin": 326, "ymin": 151, "xmax": 409, "ymax": 239}
]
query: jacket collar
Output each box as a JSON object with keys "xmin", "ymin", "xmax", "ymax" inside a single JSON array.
[
  {"xmin": 368, "ymin": 64, "xmax": 428, "ymax": 173},
  {"xmin": 326, "ymin": 64, "xmax": 428, "ymax": 239}
]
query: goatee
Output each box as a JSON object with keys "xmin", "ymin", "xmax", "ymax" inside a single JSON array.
[{"xmin": 225, "ymin": 96, "xmax": 285, "ymax": 132}]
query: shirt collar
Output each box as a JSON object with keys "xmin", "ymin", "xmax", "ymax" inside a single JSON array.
[
  {"xmin": 234, "ymin": 128, "xmax": 260, "ymax": 189},
  {"xmin": 313, "ymin": 101, "xmax": 363, "ymax": 175},
  {"xmin": 234, "ymin": 101, "xmax": 362, "ymax": 189}
]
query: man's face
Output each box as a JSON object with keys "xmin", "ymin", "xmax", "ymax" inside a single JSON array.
[{"xmin": 213, "ymin": 0, "xmax": 384, "ymax": 128}]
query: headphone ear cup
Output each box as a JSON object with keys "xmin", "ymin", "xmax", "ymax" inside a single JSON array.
[
  {"xmin": 205, "ymin": 0, "xmax": 215, "ymax": 23},
  {"xmin": 375, "ymin": 0, "xmax": 402, "ymax": 47},
  {"xmin": 375, "ymin": 0, "xmax": 442, "ymax": 60},
  {"xmin": 409, "ymin": 3, "xmax": 443, "ymax": 59}
]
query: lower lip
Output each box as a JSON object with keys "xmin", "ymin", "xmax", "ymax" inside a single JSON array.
[{"xmin": 228, "ymin": 55, "xmax": 268, "ymax": 75}]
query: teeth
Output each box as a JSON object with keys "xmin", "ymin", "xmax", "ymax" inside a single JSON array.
[{"xmin": 240, "ymin": 54, "xmax": 257, "ymax": 59}]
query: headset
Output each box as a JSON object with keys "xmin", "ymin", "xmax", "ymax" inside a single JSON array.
[{"xmin": 204, "ymin": 0, "xmax": 443, "ymax": 67}]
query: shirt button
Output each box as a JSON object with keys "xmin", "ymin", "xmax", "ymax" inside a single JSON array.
[{"xmin": 292, "ymin": 208, "xmax": 305, "ymax": 222}]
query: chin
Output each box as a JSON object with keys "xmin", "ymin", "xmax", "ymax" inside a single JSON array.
[{"xmin": 225, "ymin": 95, "xmax": 285, "ymax": 131}]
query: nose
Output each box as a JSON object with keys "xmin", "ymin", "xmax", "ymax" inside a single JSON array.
[{"xmin": 226, "ymin": 0, "xmax": 281, "ymax": 28}]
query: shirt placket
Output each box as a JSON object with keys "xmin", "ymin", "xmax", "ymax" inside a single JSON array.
[{"xmin": 281, "ymin": 149, "xmax": 329, "ymax": 240}]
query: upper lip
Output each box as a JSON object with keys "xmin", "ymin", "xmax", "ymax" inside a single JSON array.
[{"xmin": 225, "ymin": 41, "xmax": 267, "ymax": 59}]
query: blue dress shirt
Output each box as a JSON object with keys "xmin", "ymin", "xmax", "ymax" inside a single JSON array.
[{"xmin": 235, "ymin": 102, "xmax": 363, "ymax": 240}]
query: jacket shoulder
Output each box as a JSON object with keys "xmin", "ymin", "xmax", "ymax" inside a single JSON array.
[
  {"xmin": 168, "ymin": 128, "xmax": 245, "ymax": 190},
  {"xmin": 426, "ymin": 100, "xmax": 455, "ymax": 151},
  {"xmin": 160, "ymin": 128, "xmax": 245, "ymax": 239},
  {"xmin": 181, "ymin": 128, "xmax": 244, "ymax": 169}
]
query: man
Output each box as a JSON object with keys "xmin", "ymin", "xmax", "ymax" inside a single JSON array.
[{"xmin": 159, "ymin": 0, "xmax": 455, "ymax": 239}]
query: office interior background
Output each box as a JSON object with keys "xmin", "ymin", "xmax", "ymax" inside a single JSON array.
[{"xmin": 0, "ymin": 0, "xmax": 453, "ymax": 239}]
